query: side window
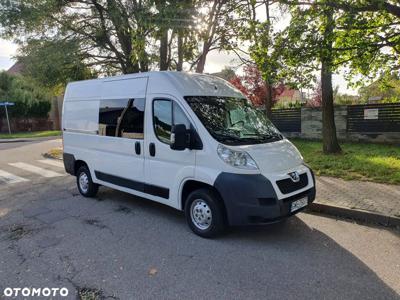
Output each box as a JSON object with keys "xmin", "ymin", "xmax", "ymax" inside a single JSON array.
[
  {"xmin": 99, "ymin": 98, "xmax": 145, "ymax": 139},
  {"xmin": 173, "ymin": 103, "xmax": 190, "ymax": 129},
  {"xmin": 99, "ymin": 99, "xmax": 128, "ymax": 137},
  {"xmin": 153, "ymin": 99, "xmax": 191, "ymax": 144},
  {"xmin": 153, "ymin": 100, "xmax": 172, "ymax": 144},
  {"xmin": 119, "ymin": 98, "xmax": 145, "ymax": 139}
]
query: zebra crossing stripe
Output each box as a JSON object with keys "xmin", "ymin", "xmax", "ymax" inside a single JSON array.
[
  {"xmin": 9, "ymin": 162, "xmax": 64, "ymax": 178},
  {"xmin": 0, "ymin": 169, "xmax": 29, "ymax": 184},
  {"xmin": 37, "ymin": 159, "xmax": 64, "ymax": 169}
]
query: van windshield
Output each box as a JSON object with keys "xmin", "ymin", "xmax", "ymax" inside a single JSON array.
[{"xmin": 184, "ymin": 96, "xmax": 283, "ymax": 145}]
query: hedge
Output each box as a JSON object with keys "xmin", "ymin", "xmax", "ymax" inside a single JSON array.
[{"xmin": 0, "ymin": 72, "xmax": 52, "ymax": 119}]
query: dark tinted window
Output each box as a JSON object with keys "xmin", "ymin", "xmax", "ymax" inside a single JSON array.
[
  {"xmin": 99, "ymin": 98, "xmax": 145, "ymax": 139},
  {"xmin": 99, "ymin": 99, "xmax": 128, "ymax": 137},
  {"xmin": 153, "ymin": 100, "xmax": 190, "ymax": 144}
]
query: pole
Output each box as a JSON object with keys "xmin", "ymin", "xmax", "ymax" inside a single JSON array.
[{"xmin": 4, "ymin": 105, "xmax": 11, "ymax": 134}]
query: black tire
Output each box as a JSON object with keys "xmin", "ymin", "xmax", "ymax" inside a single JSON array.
[
  {"xmin": 76, "ymin": 165, "xmax": 98, "ymax": 197},
  {"xmin": 184, "ymin": 188, "xmax": 226, "ymax": 238}
]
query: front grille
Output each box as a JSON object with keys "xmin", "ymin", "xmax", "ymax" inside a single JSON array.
[{"xmin": 276, "ymin": 173, "xmax": 308, "ymax": 194}]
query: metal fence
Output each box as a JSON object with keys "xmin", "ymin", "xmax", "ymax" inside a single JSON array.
[
  {"xmin": 347, "ymin": 103, "xmax": 400, "ymax": 133},
  {"xmin": 270, "ymin": 108, "xmax": 301, "ymax": 133}
]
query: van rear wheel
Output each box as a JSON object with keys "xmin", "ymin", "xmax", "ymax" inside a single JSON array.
[
  {"xmin": 76, "ymin": 166, "xmax": 98, "ymax": 197},
  {"xmin": 185, "ymin": 188, "xmax": 226, "ymax": 238}
]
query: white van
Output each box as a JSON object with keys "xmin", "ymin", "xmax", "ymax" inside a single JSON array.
[{"xmin": 62, "ymin": 71, "xmax": 315, "ymax": 237}]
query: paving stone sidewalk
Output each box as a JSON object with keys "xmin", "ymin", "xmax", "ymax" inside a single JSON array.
[{"xmin": 314, "ymin": 176, "xmax": 400, "ymax": 222}]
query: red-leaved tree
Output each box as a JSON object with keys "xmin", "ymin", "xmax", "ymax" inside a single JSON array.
[
  {"xmin": 306, "ymin": 81, "xmax": 322, "ymax": 108},
  {"xmin": 229, "ymin": 64, "xmax": 282, "ymax": 107}
]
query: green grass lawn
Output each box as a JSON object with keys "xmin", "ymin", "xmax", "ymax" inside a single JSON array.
[
  {"xmin": 0, "ymin": 130, "xmax": 61, "ymax": 139},
  {"xmin": 291, "ymin": 139, "xmax": 400, "ymax": 185}
]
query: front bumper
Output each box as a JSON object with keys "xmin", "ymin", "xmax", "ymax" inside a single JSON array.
[{"xmin": 214, "ymin": 170, "xmax": 316, "ymax": 226}]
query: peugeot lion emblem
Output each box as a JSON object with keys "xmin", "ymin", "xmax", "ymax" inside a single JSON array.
[{"xmin": 288, "ymin": 171, "xmax": 300, "ymax": 183}]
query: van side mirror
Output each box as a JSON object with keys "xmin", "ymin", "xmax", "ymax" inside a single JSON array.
[{"xmin": 170, "ymin": 124, "xmax": 190, "ymax": 151}]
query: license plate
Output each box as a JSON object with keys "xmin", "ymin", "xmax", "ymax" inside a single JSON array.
[{"xmin": 291, "ymin": 197, "xmax": 308, "ymax": 213}]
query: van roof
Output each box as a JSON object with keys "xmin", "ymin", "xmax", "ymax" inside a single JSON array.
[{"xmin": 65, "ymin": 71, "xmax": 244, "ymax": 100}]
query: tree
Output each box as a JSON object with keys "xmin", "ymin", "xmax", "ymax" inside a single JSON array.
[
  {"xmin": 17, "ymin": 39, "xmax": 95, "ymax": 94},
  {"xmin": 0, "ymin": 0, "xmax": 202, "ymax": 74},
  {"xmin": 0, "ymin": 72, "xmax": 52, "ymax": 119},
  {"xmin": 276, "ymin": 2, "xmax": 342, "ymax": 153},
  {"xmin": 229, "ymin": 64, "xmax": 280, "ymax": 107},
  {"xmin": 359, "ymin": 73, "xmax": 400, "ymax": 102},
  {"xmin": 0, "ymin": 1, "xmax": 151, "ymax": 73},
  {"xmin": 154, "ymin": 0, "xmax": 197, "ymax": 71},
  {"xmin": 278, "ymin": 0, "xmax": 400, "ymax": 153},
  {"xmin": 213, "ymin": 66, "xmax": 236, "ymax": 81},
  {"xmin": 246, "ymin": 0, "xmax": 281, "ymax": 119},
  {"xmin": 191, "ymin": 0, "xmax": 248, "ymax": 73}
]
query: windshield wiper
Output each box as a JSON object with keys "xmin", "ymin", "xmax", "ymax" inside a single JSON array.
[{"xmin": 212, "ymin": 132, "xmax": 243, "ymax": 142}]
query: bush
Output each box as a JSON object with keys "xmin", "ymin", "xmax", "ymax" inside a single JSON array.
[
  {"xmin": 0, "ymin": 72, "xmax": 52, "ymax": 119},
  {"xmin": 273, "ymin": 101, "xmax": 303, "ymax": 109}
]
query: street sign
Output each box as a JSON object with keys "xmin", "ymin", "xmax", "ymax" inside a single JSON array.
[
  {"xmin": 0, "ymin": 102, "xmax": 15, "ymax": 106},
  {"xmin": 0, "ymin": 101, "xmax": 15, "ymax": 134}
]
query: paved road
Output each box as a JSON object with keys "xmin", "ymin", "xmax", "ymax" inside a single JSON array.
[{"xmin": 0, "ymin": 140, "xmax": 399, "ymax": 299}]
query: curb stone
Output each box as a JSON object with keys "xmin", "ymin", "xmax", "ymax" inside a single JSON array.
[
  {"xmin": 0, "ymin": 136, "xmax": 61, "ymax": 143},
  {"xmin": 0, "ymin": 138, "xmax": 31, "ymax": 143},
  {"xmin": 309, "ymin": 202, "xmax": 400, "ymax": 228}
]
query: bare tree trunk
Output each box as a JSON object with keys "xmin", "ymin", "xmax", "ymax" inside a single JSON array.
[
  {"xmin": 159, "ymin": 30, "xmax": 169, "ymax": 70},
  {"xmin": 177, "ymin": 32, "xmax": 183, "ymax": 71},
  {"xmin": 321, "ymin": 9, "xmax": 341, "ymax": 154},
  {"xmin": 195, "ymin": 44, "xmax": 209, "ymax": 73},
  {"xmin": 265, "ymin": 81, "xmax": 273, "ymax": 119}
]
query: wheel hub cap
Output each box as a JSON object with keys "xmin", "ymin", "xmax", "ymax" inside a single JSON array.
[
  {"xmin": 190, "ymin": 199, "xmax": 212, "ymax": 230},
  {"xmin": 79, "ymin": 173, "xmax": 89, "ymax": 193}
]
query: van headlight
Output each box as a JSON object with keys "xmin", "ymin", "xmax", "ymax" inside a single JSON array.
[{"xmin": 217, "ymin": 144, "xmax": 258, "ymax": 170}]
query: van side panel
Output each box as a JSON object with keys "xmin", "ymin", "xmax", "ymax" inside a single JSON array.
[
  {"xmin": 63, "ymin": 100, "xmax": 99, "ymax": 133},
  {"xmin": 102, "ymin": 77, "xmax": 148, "ymax": 99},
  {"xmin": 63, "ymin": 77, "xmax": 150, "ymax": 204}
]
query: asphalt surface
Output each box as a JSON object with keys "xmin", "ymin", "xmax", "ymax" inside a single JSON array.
[{"xmin": 0, "ymin": 140, "xmax": 399, "ymax": 299}]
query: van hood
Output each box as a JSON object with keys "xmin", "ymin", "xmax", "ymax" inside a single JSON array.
[{"xmin": 237, "ymin": 139, "xmax": 303, "ymax": 173}]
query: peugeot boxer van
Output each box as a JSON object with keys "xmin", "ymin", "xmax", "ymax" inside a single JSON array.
[{"xmin": 62, "ymin": 71, "xmax": 315, "ymax": 237}]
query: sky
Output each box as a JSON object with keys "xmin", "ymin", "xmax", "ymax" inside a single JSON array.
[{"xmin": 0, "ymin": 37, "xmax": 357, "ymax": 95}]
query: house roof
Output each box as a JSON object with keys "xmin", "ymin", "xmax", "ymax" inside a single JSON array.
[{"xmin": 6, "ymin": 62, "xmax": 25, "ymax": 75}]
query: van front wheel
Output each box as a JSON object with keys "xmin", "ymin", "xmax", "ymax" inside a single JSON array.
[
  {"xmin": 185, "ymin": 189, "xmax": 226, "ymax": 238},
  {"xmin": 76, "ymin": 166, "xmax": 98, "ymax": 197}
]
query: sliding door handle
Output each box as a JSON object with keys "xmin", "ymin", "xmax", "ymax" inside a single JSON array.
[
  {"xmin": 149, "ymin": 142, "xmax": 156, "ymax": 157},
  {"xmin": 135, "ymin": 141, "xmax": 141, "ymax": 155}
]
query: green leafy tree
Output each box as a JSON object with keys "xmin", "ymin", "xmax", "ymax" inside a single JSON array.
[
  {"xmin": 0, "ymin": 0, "xmax": 243, "ymax": 75},
  {"xmin": 0, "ymin": 0, "xmax": 170, "ymax": 73},
  {"xmin": 359, "ymin": 73, "xmax": 400, "ymax": 102},
  {"xmin": 245, "ymin": 0, "xmax": 281, "ymax": 119},
  {"xmin": 17, "ymin": 39, "xmax": 95, "ymax": 94},
  {"xmin": 276, "ymin": 3, "xmax": 345, "ymax": 153},
  {"xmin": 0, "ymin": 72, "xmax": 52, "ymax": 119},
  {"xmin": 278, "ymin": 0, "xmax": 400, "ymax": 153}
]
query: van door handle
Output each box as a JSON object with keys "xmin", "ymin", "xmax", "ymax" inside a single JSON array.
[
  {"xmin": 135, "ymin": 142, "xmax": 141, "ymax": 155},
  {"xmin": 149, "ymin": 143, "xmax": 156, "ymax": 157}
]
